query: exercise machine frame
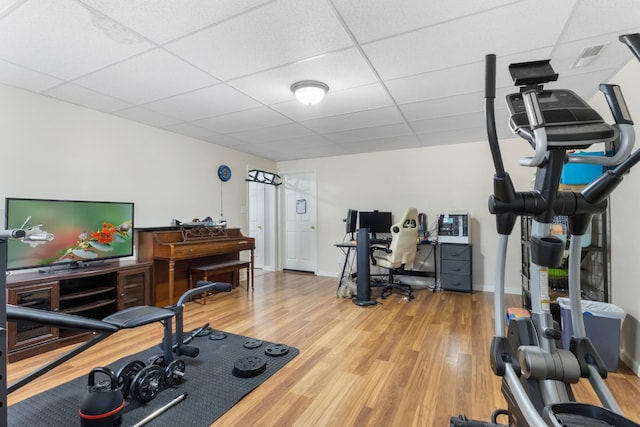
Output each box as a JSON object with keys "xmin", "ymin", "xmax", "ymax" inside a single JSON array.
[{"xmin": 452, "ymin": 33, "xmax": 640, "ymax": 426}]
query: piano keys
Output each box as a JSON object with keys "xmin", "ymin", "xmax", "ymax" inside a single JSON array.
[{"xmin": 136, "ymin": 226, "xmax": 255, "ymax": 306}]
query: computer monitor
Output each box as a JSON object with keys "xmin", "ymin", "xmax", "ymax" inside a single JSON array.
[
  {"xmin": 359, "ymin": 211, "xmax": 393, "ymax": 237},
  {"xmin": 345, "ymin": 209, "xmax": 358, "ymax": 240}
]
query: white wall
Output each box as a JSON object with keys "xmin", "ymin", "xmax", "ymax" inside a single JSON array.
[
  {"xmin": 278, "ymin": 137, "xmax": 535, "ymax": 294},
  {"xmin": 0, "ymin": 83, "xmax": 276, "ymax": 237}
]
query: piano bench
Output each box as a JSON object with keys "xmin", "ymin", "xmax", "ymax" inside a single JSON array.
[{"xmin": 189, "ymin": 260, "xmax": 252, "ymax": 303}]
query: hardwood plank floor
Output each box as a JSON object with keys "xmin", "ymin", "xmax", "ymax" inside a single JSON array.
[{"xmin": 7, "ymin": 271, "xmax": 640, "ymax": 426}]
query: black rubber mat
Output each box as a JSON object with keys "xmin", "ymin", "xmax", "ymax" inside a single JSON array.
[{"xmin": 9, "ymin": 331, "xmax": 299, "ymax": 426}]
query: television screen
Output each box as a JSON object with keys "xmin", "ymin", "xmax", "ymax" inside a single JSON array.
[
  {"xmin": 359, "ymin": 211, "xmax": 393, "ymax": 234},
  {"xmin": 5, "ymin": 198, "xmax": 134, "ymax": 271}
]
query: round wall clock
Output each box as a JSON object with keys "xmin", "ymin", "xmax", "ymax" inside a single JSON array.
[{"xmin": 218, "ymin": 165, "xmax": 232, "ymax": 182}]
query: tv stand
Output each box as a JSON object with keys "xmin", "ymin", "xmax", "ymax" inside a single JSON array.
[{"xmin": 6, "ymin": 260, "xmax": 151, "ymax": 362}]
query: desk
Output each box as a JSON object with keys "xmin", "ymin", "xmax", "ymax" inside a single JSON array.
[
  {"xmin": 334, "ymin": 240, "xmax": 438, "ymax": 292},
  {"xmin": 335, "ymin": 241, "xmax": 357, "ymax": 290}
]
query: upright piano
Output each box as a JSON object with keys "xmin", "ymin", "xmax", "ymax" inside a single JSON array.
[{"xmin": 136, "ymin": 226, "xmax": 255, "ymax": 306}]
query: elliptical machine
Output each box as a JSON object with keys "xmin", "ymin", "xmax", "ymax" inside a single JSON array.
[{"xmin": 452, "ymin": 33, "xmax": 640, "ymax": 426}]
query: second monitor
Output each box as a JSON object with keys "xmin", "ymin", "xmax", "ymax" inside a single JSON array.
[{"xmin": 359, "ymin": 211, "xmax": 393, "ymax": 237}]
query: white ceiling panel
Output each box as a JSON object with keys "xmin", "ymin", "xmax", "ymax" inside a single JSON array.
[
  {"xmin": 113, "ymin": 106, "xmax": 182, "ymax": 128},
  {"xmin": 0, "ymin": 0, "xmax": 153, "ymax": 80},
  {"xmin": 43, "ymin": 83, "xmax": 132, "ymax": 112},
  {"xmin": 0, "ymin": 58, "xmax": 62, "ymax": 92},
  {"xmin": 363, "ymin": 0, "xmax": 576, "ymax": 81},
  {"xmin": 399, "ymin": 92, "xmax": 483, "ymax": 122},
  {"xmin": 2, "ymin": 0, "xmax": 639, "ymax": 161},
  {"xmin": 325, "ymin": 122, "xmax": 413, "ymax": 144},
  {"xmin": 229, "ymin": 123, "xmax": 315, "ymax": 144},
  {"xmin": 331, "ymin": 0, "xmax": 518, "ymax": 43},
  {"xmin": 73, "ymin": 49, "xmax": 219, "ymax": 104},
  {"xmin": 410, "ymin": 112, "xmax": 484, "ymax": 134},
  {"xmin": 143, "ymin": 84, "xmax": 260, "ymax": 122},
  {"xmin": 229, "ymin": 48, "xmax": 378, "ymax": 104},
  {"xmin": 161, "ymin": 122, "xmax": 214, "ymax": 139},
  {"xmin": 165, "ymin": 0, "xmax": 353, "ymax": 81},
  {"xmin": 78, "ymin": 0, "xmax": 273, "ymax": 44},
  {"xmin": 301, "ymin": 106, "xmax": 404, "ymax": 133},
  {"xmin": 193, "ymin": 107, "xmax": 292, "ymax": 134}
]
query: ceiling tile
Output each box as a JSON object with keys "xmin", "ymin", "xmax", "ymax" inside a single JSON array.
[
  {"xmin": 0, "ymin": 0, "xmax": 153, "ymax": 79},
  {"xmin": 73, "ymin": 48, "xmax": 219, "ymax": 104},
  {"xmin": 0, "ymin": 58, "xmax": 62, "ymax": 92},
  {"xmin": 338, "ymin": 134, "xmax": 420, "ymax": 154},
  {"xmin": 300, "ymin": 106, "xmax": 404, "ymax": 133},
  {"xmin": 385, "ymin": 63, "xmax": 484, "ymax": 105},
  {"xmin": 559, "ymin": 0, "xmax": 640, "ymax": 44},
  {"xmin": 43, "ymin": 83, "xmax": 132, "ymax": 112},
  {"xmin": 113, "ymin": 106, "xmax": 182, "ymax": 127},
  {"xmin": 193, "ymin": 106, "xmax": 291, "ymax": 134},
  {"xmin": 78, "ymin": 0, "xmax": 272, "ymax": 44},
  {"xmin": 331, "ymin": 0, "xmax": 517, "ymax": 43},
  {"xmin": 399, "ymin": 92, "xmax": 483, "ymax": 121},
  {"xmin": 143, "ymin": 84, "xmax": 261, "ymax": 121},
  {"xmin": 362, "ymin": 0, "xmax": 576, "ymax": 80},
  {"xmin": 325, "ymin": 122, "xmax": 414, "ymax": 144},
  {"xmin": 229, "ymin": 48, "xmax": 378, "ymax": 104},
  {"xmin": 229, "ymin": 122, "xmax": 315, "ymax": 144},
  {"xmin": 410, "ymin": 112, "xmax": 484, "ymax": 134},
  {"xmin": 161, "ymin": 122, "xmax": 214, "ymax": 139},
  {"xmin": 165, "ymin": 0, "xmax": 353, "ymax": 80}
]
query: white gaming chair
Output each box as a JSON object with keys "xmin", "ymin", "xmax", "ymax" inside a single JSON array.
[{"xmin": 371, "ymin": 207, "xmax": 419, "ymax": 299}]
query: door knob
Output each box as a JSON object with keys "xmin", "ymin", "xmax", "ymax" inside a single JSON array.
[{"xmin": 311, "ymin": 225, "xmax": 316, "ymax": 230}]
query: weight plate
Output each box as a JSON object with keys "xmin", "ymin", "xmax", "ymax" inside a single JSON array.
[
  {"xmin": 232, "ymin": 356, "xmax": 267, "ymax": 378},
  {"xmin": 164, "ymin": 359, "xmax": 186, "ymax": 387},
  {"xmin": 116, "ymin": 360, "xmax": 146, "ymax": 398},
  {"xmin": 209, "ymin": 331, "xmax": 227, "ymax": 340},
  {"xmin": 194, "ymin": 326, "xmax": 213, "ymax": 337},
  {"xmin": 264, "ymin": 343, "xmax": 289, "ymax": 357},
  {"xmin": 243, "ymin": 338, "xmax": 263, "ymax": 349},
  {"xmin": 148, "ymin": 354, "xmax": 165, "ymax": 366},
  {"xmin": 130, "ymin": 365, "xmax": 164, "ymax": 403}
]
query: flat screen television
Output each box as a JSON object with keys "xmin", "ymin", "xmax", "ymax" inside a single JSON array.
[
  {"xmin": 4, "ymin": 198, "xmax": 134, "ymax": 272},
  {"xmin": 359, "ymin": 211, "xmax": 393, "ymax": 236}
]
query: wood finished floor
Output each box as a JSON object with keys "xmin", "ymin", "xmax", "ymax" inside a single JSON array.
[{"xmin": 7, "ymin": 271, "xmax": 640, "ymax": 426}]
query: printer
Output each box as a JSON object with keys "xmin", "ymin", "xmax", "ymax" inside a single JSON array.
[{"xmin": 437, "ymin": 213, "xmax": 471, "ymax": 244}]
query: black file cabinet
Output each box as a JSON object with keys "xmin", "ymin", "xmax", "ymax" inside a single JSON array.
[{"xmin": 440, "ymin": 243, "xmax": 472, "ymax": 292}]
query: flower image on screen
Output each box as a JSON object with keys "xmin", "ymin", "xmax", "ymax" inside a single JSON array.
[{"xmin": 5, "ymin": 198, "xmax": 134, "ymax": 271}]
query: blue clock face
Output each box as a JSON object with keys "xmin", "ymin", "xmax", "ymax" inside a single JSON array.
[{"xmin": 218, "ymin": 165, "xmax": 232, "ymax": 182}]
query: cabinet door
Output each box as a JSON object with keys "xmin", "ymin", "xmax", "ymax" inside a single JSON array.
[
  {"xmin": 8, "ymin": 282, "xmax": 60, "ymax": 351},
  {"xmin": 117, "ymin": 266, "xmax": 150, "ymax": 310}
]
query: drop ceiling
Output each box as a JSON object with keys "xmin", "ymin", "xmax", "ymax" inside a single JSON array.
[{"xmin": 2, "ymin": 0, "xmax": 640, "ymax": 161}]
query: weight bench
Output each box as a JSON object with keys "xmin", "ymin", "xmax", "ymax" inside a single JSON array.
[
  {"xmin": 189, "ymin": 260, "xmax": 253, "ymax": 302},
  {"xmin": 6, "ymin": 281, "xmax": 232, "ymax": 394}
]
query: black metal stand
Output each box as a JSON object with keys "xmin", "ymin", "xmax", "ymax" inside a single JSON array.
[{"xmin": 353, "ymin": 228, "xmax": 376, "ymax": 306}]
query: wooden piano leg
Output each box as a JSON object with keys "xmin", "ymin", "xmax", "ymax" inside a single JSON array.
[
  {"xmin": 250, "ymin": 249, "xmax": 254, "ymax": 291},
  {"xmin": 168, "ymin": 259, "xmax": 175, "ymax": 305}
]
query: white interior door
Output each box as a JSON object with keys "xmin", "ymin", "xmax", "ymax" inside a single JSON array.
[
  {"xmin": 282, "ymin": 171, "xmax": 316, "ymax": 272},
  {"xmin": 248, "ymin": 182, "xmax": 265, "ymax": 269}
]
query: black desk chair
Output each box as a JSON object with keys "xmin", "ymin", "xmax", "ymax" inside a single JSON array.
[{"xmin": 370, "ymin": 207, "xmax": 419, "ymax": 299}]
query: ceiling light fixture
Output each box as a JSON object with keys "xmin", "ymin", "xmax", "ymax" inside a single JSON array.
[{"xmin": 290, "ymin": 80, "xmax": 329, "ymax": 105}]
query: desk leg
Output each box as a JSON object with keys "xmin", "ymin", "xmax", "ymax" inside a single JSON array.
[{"xmin": 338, "ymin": 247, "xmax": 352, "ymax": 291}]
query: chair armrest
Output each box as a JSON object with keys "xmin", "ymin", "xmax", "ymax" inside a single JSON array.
[{"xmin": 370, "ymin": 244, "xmax": 392, "ymax": 265}]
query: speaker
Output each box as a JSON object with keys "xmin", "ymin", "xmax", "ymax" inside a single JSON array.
[{"xmin": 418, "ymin": 213, "xmax": 427, "ymax": 237}]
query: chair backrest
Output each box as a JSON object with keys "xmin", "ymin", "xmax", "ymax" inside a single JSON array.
[{"xmin": 385, "ymin": 208, "xmax": 419, "ymax": 269}]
